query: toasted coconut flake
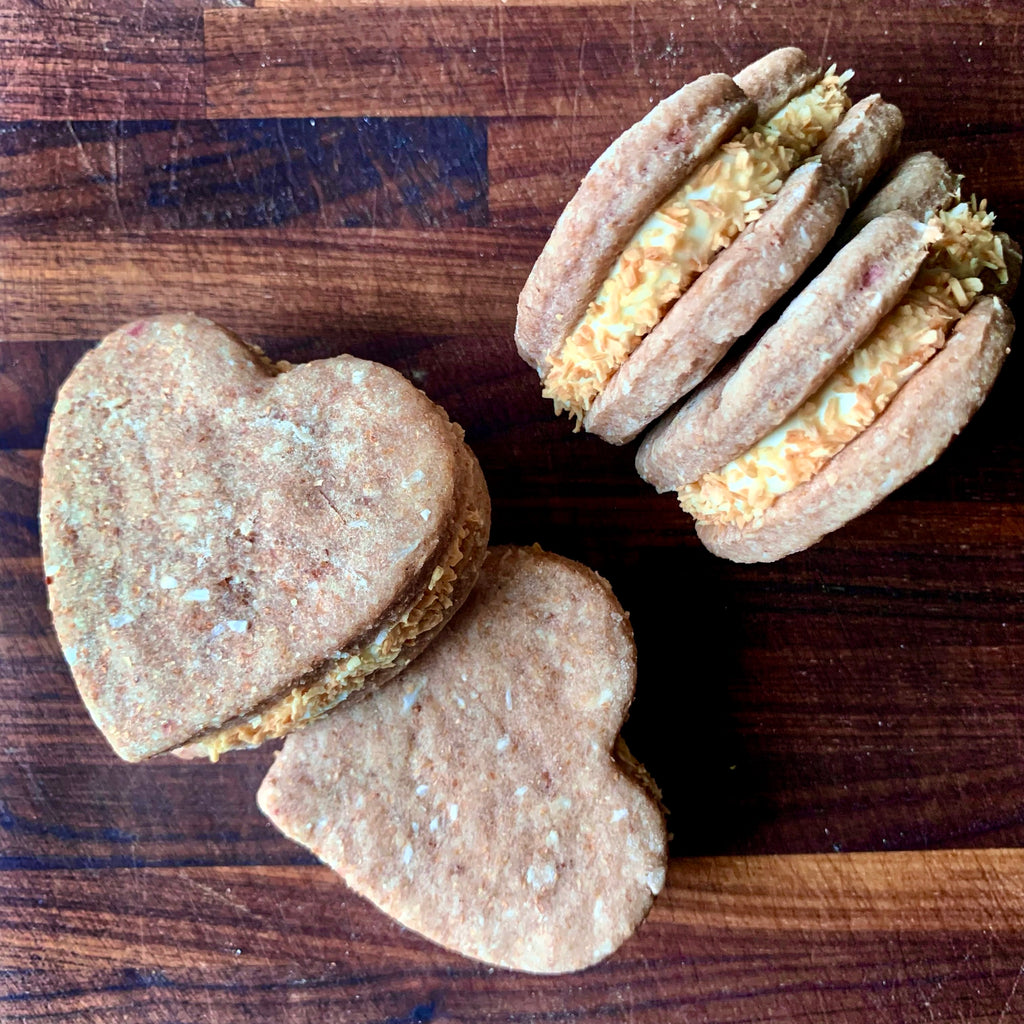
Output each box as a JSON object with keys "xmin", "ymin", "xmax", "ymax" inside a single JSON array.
[
  {"xmin": 765, "ymin": 67, "xmax": 854, "ymax": 159},
  {"xmin": 543, "ymin": 72, "xmax": 853, "ymax": 425},
  {"xmin": 680, "ymin": 200, "xmax": 1007, "ymax": 528}
]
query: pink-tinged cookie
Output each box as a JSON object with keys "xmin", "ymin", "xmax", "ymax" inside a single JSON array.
[
  {"xmin": 258, "ymin": 545, "xmax": 667, "ymax": 974},
  {"xmin": 40, "ymin": 314, "xmax": 490, "ymax": 761},
  {"xmin": 695, "ymin": 297, "xmax": 1015, "ymax": 562},
  {"xmin": 637, "ymin": 210, "xmax": 935, "ymax": 491},
  {"xmin": 516, "ymin": 47, "xmax": 903, "ymax": 441}
]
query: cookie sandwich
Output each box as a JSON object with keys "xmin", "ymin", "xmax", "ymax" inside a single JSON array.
[
  {"xmin": 638, "ymin": 155, "xmax": 1019, "ymax": 561},
  {"xmin": 40, "ymin": 314, "xmax": 491, "ymax": 760},
  {"xmin": 516, "ymin": 47, "xmax": 903, "ymax": 443}
]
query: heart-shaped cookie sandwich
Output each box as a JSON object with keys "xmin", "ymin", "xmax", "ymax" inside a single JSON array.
[
  {"xmin": 40, "ymin": 314, "xmax": 490, "ymax": 761},
  {"xmin": 258, "ymin": 545, "xmax": 667, "ymax": 974}
]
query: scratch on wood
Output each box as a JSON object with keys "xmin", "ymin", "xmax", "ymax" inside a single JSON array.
[
  {"xmin": 998, "ymin": 961, "xmax": 1024, "ymax": 1023},
  {"xmin": 497, "ymin": 7, "xmax": 513, "ymax": 118},
  {"xmin": 128, "ymin": 862, "xmax": 149, "ymax": 954},
  {"xmin": 819, "ymin": 2, "xmax": 837, "ymax": 64},
  {"xmin": 178, "ymin": 871, "xmax": 257, "ymax": 918},
  {"xmin": 628, "ymin": 3, "xmax": 640, "ymax": 82},
  {"xmin": 275, "ymin": 119, "xmax": 302, "ymax": 225},
  {"xmin": 182, "ymin": 6, "xmax": 204, "ymax": 123},
  {"xmin": 66, "ymin": 122, "xmax": 127, "ymax": 234},
  {"xmin": 107, "ymin": 129, "xmax": 128, "ymax": 234},
  {"xmin": 571, "ymin": 21, "xmax": 591, "ymax": 132}
]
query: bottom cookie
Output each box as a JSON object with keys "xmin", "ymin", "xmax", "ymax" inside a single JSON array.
[{"xmin": 258, "ymin": 544, "xmax": 667, "ymax": 974}]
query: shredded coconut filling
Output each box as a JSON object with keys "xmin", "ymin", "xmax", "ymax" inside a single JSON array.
[
  {"xmin": 543, "ymin": 69, "xmax": 853, "ymax": 425},
  {"xmin": 680, "ymin": 199, "xmax": 1007, "ymax": 528},
  {"xmin": 189, "ymin": 510, "xmax": 482, "ymax": 761}
]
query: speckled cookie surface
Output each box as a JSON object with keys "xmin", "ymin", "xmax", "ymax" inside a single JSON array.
[
  {"xmin": 851, "ymin": 151, "xmax": 958, "ymax": 232},
  {"xmin": 732, "ymin": 46, "xmax": 822, "ymax": 121},
  {"xmin": 258, "ymin": 545, "xmax": 668, "ymax": 974},
  {"xmin": 40, "ymin": 314, "xmax": 488, "ymax": 761},
  {"xmin": 817, "ymin": 94, "xmax": 903, "ymax": 202}
]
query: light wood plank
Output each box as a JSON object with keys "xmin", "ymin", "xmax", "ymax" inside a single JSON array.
[
  {"xmin": 488, "ymin": 116, "xmax": 1024, "ymax": 231},
  {"xmin": 0, "ymin": 231, "xmax": 534, "ymax": 344},
  {"xmin": 5, "ymin": 850, "xmax": 1024, "ymax": 966},
  {"xmin": 204, "ymin": 3, "xmax": 1024, "ymax": 122},
  {"xmin": 255, "ymin": 0, "xmax": 634, "ymax": 7}
]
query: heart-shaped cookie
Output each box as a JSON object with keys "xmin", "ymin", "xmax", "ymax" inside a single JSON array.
[
  {"xmin": 258, "ymin": 545, "xmax": 667, "ymax": 974},
  {"xmin": 40, "ymin": 314, "xmax": 490, "ymax": 761}
]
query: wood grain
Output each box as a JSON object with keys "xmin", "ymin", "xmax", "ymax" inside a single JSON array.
[
  {"xmin": 7, "ymin": 855, "xmax": 1024, "ymax": 1022},
  {"xmin": 4, "ymin": 0, "xmax": 1024, "ymax": 1019},
  {"xmin": 205, "ymin": 4, "xmax": 661, "ymax": 118},
  {"xmin": 204, "ymin": 1, "xmax": 1024, "ymax": 121},
  {"xmin": 6, "ymin": 444, "xmax": 1024, "ymax": 862},
  {"xmin": 0, "ymin": 343, "xmax": 95, "ymax": 449},
  {"xmin": 0, "ymin": 231, "xmax": 533, "ymax": 343},
  {"xmin": 488, "ymin": 118, "xmax": 1024, "ymax": 233},
  {"xmin": 0, "ymin": 8, "xmax": 205, "ymax": 121}
]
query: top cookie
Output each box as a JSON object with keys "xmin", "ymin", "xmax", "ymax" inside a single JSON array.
[{"xmin": 40, "ymin": 314, "xmax": 490, "ymax": 761}]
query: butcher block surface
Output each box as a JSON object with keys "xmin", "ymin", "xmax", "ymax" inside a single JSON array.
[{"xmin": 3, "ymin": 0, "xmax": 1024, "ymax": 1020}]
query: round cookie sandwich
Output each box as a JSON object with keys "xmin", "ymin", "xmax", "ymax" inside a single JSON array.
[
  {"xmin": 258, "ymin": 545, "xmax": 667, "ymax": 974},
  {"xmin": 516, "ymin": 47, "xmax": 904, "ymax": 444},
  {"xmin": 637, "ymin": 154, "xmax": 1019, "ymax": 562},
  {"xmin": 40, "ymin": 314, "xmax": 491, "ymax": 761}
]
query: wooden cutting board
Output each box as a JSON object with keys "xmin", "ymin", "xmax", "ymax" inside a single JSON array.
[{"xmin": 3, "ymin": 1, "xmax": 1024, "ymax": 1020}]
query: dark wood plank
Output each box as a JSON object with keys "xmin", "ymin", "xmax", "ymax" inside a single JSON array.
[
  {"xmin": 0, "ymin": 8, "xmax": 205, "ymax": 121},
  {"xmin": 0, "ymin": 451, "xmax": 43, "ymax": 558},
  {"xmin": 488, "ymin": 115, "xmax": 635, "ymax": 231},
  {"xmin": 0, "ymin": 117, "xmax": 487, "ymax": 234},
  {"xmin": 0, "ymin": 214, "xmax": 1018, "ymax": 456},
  {"xmin": 6, "ymin": 443, "xmax": 1024, "ymax": 859},
  {"xmin": 0, "ymin": 342, "xmax": 95, "ymax": 449},
  {"xmin": 2, "ymin": 0, "xmax": 248, "ymax": 8},
  {"xmin": 203, "ymin": 1, "xmax": 1024, "ymax": 122},
  {"xmin": 0, "ymin": 756, "xmax": 302, "ymax": 870}
]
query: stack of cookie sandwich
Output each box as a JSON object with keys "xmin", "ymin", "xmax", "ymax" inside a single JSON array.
[
  {"xmin": 40, "ymin": 315, "xmax": 669, "ymax": 973},
  {"xmin": 517, "ymin": 47, "xmax": 902, "ymax": 440},
  {"xmin": 517, "ymin": 47, "xmax": 1018, "ymax": 561},
  {"xmin": 41, "ymin": 314, "xmax": 493, "ymax": 762},
  {"xmin": 638, "ymin": 154, "xmax": 1019, "ymax": 562}
]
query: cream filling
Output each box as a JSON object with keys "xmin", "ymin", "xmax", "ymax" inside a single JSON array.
[
  {"xmin": 188, "ymin": 510, "xmax": 482, "ymax": 761},
  {"xmin": 543, "ymin": 68, "xmax": 853, "ymax": 425},
  {"xmin": 679, "ymin": 200, "xmax": 1007, "ymax": 528}
]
